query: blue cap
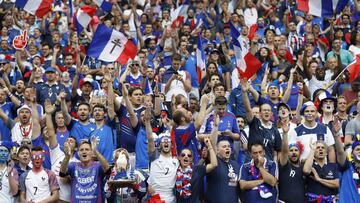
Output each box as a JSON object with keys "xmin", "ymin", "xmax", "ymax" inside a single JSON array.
[
  {"xmin": 45, "ymin": 67, "xmax": 57, "ymax": 73},
  {"xmin": 0, "ymin": 141, "xmax": 13, "ymax": 151},
  {"xmin": 268, "ymin": 82, "xmax": 279, "ymax": 89},
  {"xmin": 146, "ymin": 61, "xmax": 154, "ymax": 69}
]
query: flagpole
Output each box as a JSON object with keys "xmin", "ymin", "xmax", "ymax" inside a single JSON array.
[{"xmin": 333, "ymin": 63, "xmax": 350, "ymax": 81}]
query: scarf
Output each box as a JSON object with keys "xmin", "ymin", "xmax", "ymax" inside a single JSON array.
[{"xmin": 175, "ymin": 166, "xmax": 192, "ymax": 199}]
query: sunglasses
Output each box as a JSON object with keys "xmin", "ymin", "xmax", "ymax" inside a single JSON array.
[
  {"xmin": 161, "ymin": 137, "xmax": 171, "ymax": 143},
  {"xmin": 32, "ymin": 154, "xmax": 44, "ymax": 159},
  {"xmin": 180, "ymin": 153, "xmax": 193, "ymax": 158}
]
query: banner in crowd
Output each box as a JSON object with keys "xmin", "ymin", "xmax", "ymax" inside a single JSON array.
[
  {"xmin": 297, "ymin": 0, "xmax": 349, "ymax": 17},
  {"xmin": 87, "ymin": 24, "xmax": 137, "ymax": 65},
  {"xmin": 15, "ymin": 0, "xmax": 52, "ymax": 18}
]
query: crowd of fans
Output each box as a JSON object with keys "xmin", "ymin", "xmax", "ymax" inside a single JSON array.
[{"xmin": 1, "ymin": 0, "xmax": 360, "ymax": 202}]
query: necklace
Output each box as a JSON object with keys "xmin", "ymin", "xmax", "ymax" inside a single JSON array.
[{"xmin": 20, "ymin": 123, "xmax": 32, "ymax": 138}]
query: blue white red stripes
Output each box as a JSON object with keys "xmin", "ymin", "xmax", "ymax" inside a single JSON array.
[
  {"xmin": 171, "ymin": 0, "xmax": 189, "ymax": 28},
  {"xmin": 92, "ymin": 0, "xmax": 112, "ymax": 12},
  {"xmin": 73, "ymin": 6, "xmax": 97, "ymax": 35},
  {"xmin": 230, "ymin": 22, "xmax": 261, "ymax": 79},
  {"xmin": 298, "ymin": 0, "xmax": 349, "ymax": 17},
  {"xmin": 87, "ymin": 24, "xmax": 137, "ymax": 65},
  {"xmin": 15, "ymin": 0, "xmax": 53, "ymax": 18},
  {"xmin": 196, "ymin": 33, "xmax": 206, "ymax": 83}
]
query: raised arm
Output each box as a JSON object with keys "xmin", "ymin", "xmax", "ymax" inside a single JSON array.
[
  {"xmin": 122, "ymin": 84, "xmax": 138, "ymax": 128},
  {"xmin": 279, "ymin": 121, "xmax": 290, "ymax": 166},
  {"xmin": 60, "ymin": 91, "xmax": 72, "ymax": 126},
  {"xmin": 30, "ymin": 88, "xmax": 41, "ymax": 140},
  {"xmin": 194, "ymin": 94, "xmax": 210, "ymax": 130},
  {"xmin": 104, "ymin": 70, "xmax": 115, "ymax": 121},
  {"xmin": 261, "ymin": 65, "xmax": 270, "ymax": 96},
  {"xmin": 282, "ymin": 67, "xmax": 295, "ymax": 103},
  {"xmin": 332, "ymin": 118, "xmax": 347, "ymax": 167},
  {"xmin": 144, "ymin": 107, "xmax": 155, "ymax": 154},
  {"xmin": 71, "ymin": 65, "xmax": 82, "ymax": 98},
  {"xmin": 241, "ymin": 79, "xmax": 254, "ymax": 123},
  {"xmin": 92, "ymin": 136, "xmax": 110, "ymax": 172},
  {"xmin": 3, "ymin": 86, "xmax": 21, "ymax": 107},
  {"xmin": 44, "ymin": 99, "xmax": 58, "ymax": 149},
  {"xmin": 303, "ymin": 141, "xmax": 316, "ymax": 175},
  {"xmin": 204, "ymin": 136, "xmax": 218, "ymax": 173}
]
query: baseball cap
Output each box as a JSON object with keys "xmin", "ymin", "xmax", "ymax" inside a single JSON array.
[
  {"xmin": 83, "ymin": 77, "xmax": 94, "ymax": 84},
  {"xmin": 45, "ymin": 67, "xmax": 57, "ymax": 73}
]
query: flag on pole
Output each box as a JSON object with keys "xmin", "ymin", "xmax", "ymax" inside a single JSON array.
[
  {"xmin": 15, "ymin": 0, "xmax": 53, "ymax": 18},
  {"xmin": 196, "ymin": 33, "xmax": 206, "ymax": 83},
  {"xmin": 87, "ymin": 24, "xmax": 137, "ymax": 65},
  {"xmin": 347, "ymin": 54, "xmax": 360, "ymax": 82},
  {"xmin": 92, "ymin": 0, "xmax": 112, "ymax": 12},
  {"xmin": 73, "ymin": 6, "xmax": 97, "ymax": 35},
  {"xmin": 230, "ymin": 22, "xmax": 261, "ymax": 79},
  {"xmin": 170, "ymin": 0, "xmax": 189, "ymax": 29},
  {"xmin": 297, "ymin": 0, "xmax": 349, "ymax": 17}
]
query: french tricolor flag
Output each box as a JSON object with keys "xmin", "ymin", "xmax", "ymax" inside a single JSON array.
[
  {"xmin": 298, "ymin": 0, "xmax": 349, "ymax": 17},
  {"xmin": 87, "ymin": 24, "xmax": 137, "ymax": 65},
  {"xmin": 230, "ymin": 22, "xmax": 261, "ymax": 79},
  {"xmin": 15, "ymin": 0, "xmax": 53, "ymax": 18},
  {"xmin": 73, "ymin": 6, "xmax": 97, "ymax": 35},
  {"xmin": 171, "ymin": 0, "xmax": 189, "ymax": 29},
  {"xmin": 196, "ymin": 33, "xmax": 206, "ymax": 83},
  {"xmin": 92, "ymin": 0, "xmax": 112, "ymax": 12}
]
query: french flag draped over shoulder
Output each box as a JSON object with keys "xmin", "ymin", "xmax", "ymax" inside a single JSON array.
[
  {"xmin": 298, "ymin": 0, "xmax": 349, "ymax": 17},
  {"xmin": 196, "ymin": 33, "xmax": 206, "ymax": 83},
  {"xmin": 230, "ymin": 22, "xmax": 261, "ymax": 79},
  {"xmin": 73, "ymin": 6, "xmax": 97, "ymax": 35},
  {"xmin": 92, "ymin": 0, "xmax": 112, "ymax": 12},
  {"xmin": 171, "ymin": 0, "xmax": 189, "ymax": 29},
  {"xmin": 347, "ymin": 54, "xmax": 360, "ymax": 82},
  {"xmin": 87, "ymin": 24, "xmax": 137, "ymax": 65},
  {"xmin": 15, "ymin": 0, "xmax": 53, "ymax": 18}
]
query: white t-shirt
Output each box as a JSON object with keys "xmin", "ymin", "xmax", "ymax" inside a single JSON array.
[
  {"xmin": 0, "ymin": 167, "xmax": 18, "ymax": 203},
  {"xmin": 148, "ymin": 154, "xmax": 179, "ymax": 203},
  {"xmin": 21, "ymin": 169, "xmax": 59, "ymax": 202},
  {"xmin": 165, "ymin": 70, "xmax": 188, "ymax": 102},
  {"xmin": 50, "ymin": 144, "xmax": 78, "ymax": 202},
  {"xmin": 288, "ymin": 123, "xmax": 335, "ymax": 161}
]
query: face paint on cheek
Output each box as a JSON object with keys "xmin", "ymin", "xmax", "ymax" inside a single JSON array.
[{"xmin": 0, "ymin": 151, "xmax": 9, "ymax": 163}]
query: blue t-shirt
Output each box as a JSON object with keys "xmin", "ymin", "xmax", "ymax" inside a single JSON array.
[
  {"xmin": 1, "ymin": 102, "xmax": 15, "ymax": 119},
  {"xmin": 56, "ymin": 130, "xmax": 69, "ymax": 152},
  {"xmin": 339, "ymin": 159, "xmax": 360, "ymax": 203},
  {"xmin": 240, "ymin": 159, "xmax": 277, "ymax": 203},
  {"xmin": 174, "ymin": 122, "xmax": 200, "ymax": 164},
  {"xmin": 205, "ymin": 158, "xmax": 239, "ymax": 203},
  {"xmin": 135, "ymin": 125, "xmax": 149, "ymax": 169},
  {"xmin": 248, "ymin": 117, "xmax": 282, "ymax": 161},
  {"xmin": 89, "ymin": 121, "xmax": 116, "ymax": 164},
  {"xmin": 69, "ymin": 119, "xmax": 96, "ymax": 143},
  {"xmin": 204, "ymin": 111, "xmax": 240, "ymax": 150},
  {"xmin": 68, "ymin": 162, "xmax": 106, "ymax": 203}
]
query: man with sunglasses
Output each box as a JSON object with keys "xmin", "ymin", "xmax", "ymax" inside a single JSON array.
[{"xmin": 19, "ymin": 146, "xmax": 60, "ymax": 203}]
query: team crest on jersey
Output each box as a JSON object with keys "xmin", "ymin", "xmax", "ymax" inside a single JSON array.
[{"xmin": 42, "ymin": 176, "xmax": 46, "ymax": 181}]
